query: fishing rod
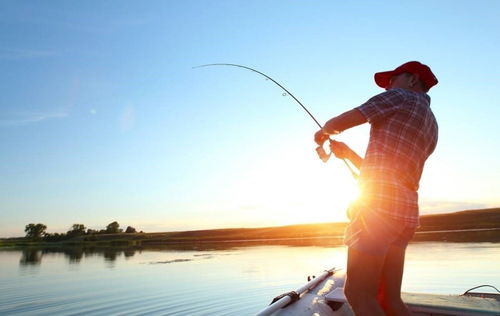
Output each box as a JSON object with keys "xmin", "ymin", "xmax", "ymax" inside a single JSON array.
[{"xmin": 193, "ymin": 63, "xmax": 359, "ymax": 180}]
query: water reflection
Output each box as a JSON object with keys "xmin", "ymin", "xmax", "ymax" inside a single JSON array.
[
  {"xmin": 1, "ymin": 242, "xmax": 498, "ymax": 315},
  {"xmin": 19, "ymin": 249, "xmax": 42, "ymax": 265},
  {"xmin": 16, "ymin": 246, "xmax": 134, "ymax": 266},
  {"xmin": 13, "ymin": 237, "xmax": 344, "ymax": 267}
]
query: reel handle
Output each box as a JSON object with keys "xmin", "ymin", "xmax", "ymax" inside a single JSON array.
[
  {"xmin": 316, "ymin": 138, "xmax": 360, "ymax": 180},
  {"xmin": 315, "ymin": 140, "xmax": 332, "ymax": 163}
]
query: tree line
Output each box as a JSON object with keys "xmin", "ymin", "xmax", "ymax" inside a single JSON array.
[{"xmin": 24, "ymin": 221, "xmax": 142, "ymax": 241}]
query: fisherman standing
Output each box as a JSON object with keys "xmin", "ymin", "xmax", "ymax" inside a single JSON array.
[{"xmin": 314, "ymin": 61, "xmax": 438, "ymax": 316}]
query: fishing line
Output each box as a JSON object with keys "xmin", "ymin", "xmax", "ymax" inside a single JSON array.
[{"xmin": 193, "ymin": 63, "xmax": 359, "ymax": 180}]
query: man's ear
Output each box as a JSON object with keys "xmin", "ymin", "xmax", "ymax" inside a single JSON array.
[
  {"xmin": 410, "ymin": 73, "xmax": 427, "ymax": 91},
  {"xmin": 409, "ymin": 74, "xmax": 420, "ymax": 86}
]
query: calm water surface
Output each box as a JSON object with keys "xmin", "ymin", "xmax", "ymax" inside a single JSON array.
[{"xmin": 0, "ymin": 242, "xmax": 499, "ymax": 315}]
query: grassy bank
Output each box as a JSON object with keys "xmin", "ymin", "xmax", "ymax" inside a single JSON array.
[{"xmin": 1, "ymin": 208, "xmax": 499, "ymax": 247}]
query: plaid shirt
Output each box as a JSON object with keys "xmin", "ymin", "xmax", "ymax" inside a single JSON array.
[{"xmin": 355, "ymin": 88, "xmax": 438, "ymax": 226}]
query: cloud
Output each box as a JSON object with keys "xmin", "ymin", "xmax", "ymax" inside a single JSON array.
[
  {"xmin": 0, "ymin": 110, "xmax": 68, "ymax": 127},
  {"xmin": 16, "ymin": 10, "xmax": 149, "ymax": 35},
  {"xmin": 118, "ymin": 105, "xmax": 136, "ymax": 131},
  {"xmin": 0, "ymin": 48, "xmax": 57, "ymax": 60}
]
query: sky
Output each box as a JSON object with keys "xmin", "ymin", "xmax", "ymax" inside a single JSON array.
[{"xmin": 1, "ymin": 1, "xmax": 499, "ymax": 237}]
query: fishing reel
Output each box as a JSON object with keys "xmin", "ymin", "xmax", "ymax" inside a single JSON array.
[
  {"xmin": 316, "ymin": 138, "xmax": 360, "ymax": 180},
  {"xmin": 315, "ymin": 138, "xmax": 333, "ymax": 163}
]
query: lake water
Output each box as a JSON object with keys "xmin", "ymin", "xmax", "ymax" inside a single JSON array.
[{"xmin": 0, "ymin": 241, "xmax": 499, "ymax": 315}]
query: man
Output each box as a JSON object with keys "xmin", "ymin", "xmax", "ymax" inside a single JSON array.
[{"xmin": 314, "ymin": 61, "xmax": 438, "ymax": 316}]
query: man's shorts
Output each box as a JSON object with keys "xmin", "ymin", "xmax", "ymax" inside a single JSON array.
[{"xmin": 344, "ymin": 205, "xmax": 416, "ymax": 256}]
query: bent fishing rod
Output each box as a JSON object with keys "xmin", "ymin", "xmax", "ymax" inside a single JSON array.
[{"xmin": 193, "ymin": 63, "xmax": 359, "ymax": 180}]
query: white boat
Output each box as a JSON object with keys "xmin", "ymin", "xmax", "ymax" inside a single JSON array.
[{"xmin": 256, "ymin": 268, "xmax": 500, "ymax": 316}]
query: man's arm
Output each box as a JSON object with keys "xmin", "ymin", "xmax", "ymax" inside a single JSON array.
[
  {"xmin": 330, "ymin": 140, "xmax": 363, "ymax": 170},
  {"xmin": 323, "ymin": 108, "xmax": 367, "ymax": 134},
  {"xmin": 314, "ymin": 108, "xmax": 367, "ymax": 145}
]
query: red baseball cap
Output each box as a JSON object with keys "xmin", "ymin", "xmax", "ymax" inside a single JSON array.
[{"xmin": 374, "ymin": 61, "xmax": 438, "ymax": 92}]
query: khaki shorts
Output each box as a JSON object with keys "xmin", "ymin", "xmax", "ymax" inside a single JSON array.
[{"xmin": 344, "ymin": 205, "xmax": 416, "ymax": 256}]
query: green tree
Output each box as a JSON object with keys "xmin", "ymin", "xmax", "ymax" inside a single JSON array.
[
  {"xmin": 125, "ymin": 226, "xmax": 137, "ymax": 233},
  {"xmin": 105, "ymin": 221, "xmax": 122, "ymax": 234},
  {"xmin": 67, "ymin": 224, "xmax": 86, "ymax": 237},
  {"xmin": 24, "ymin": 223, "xmax": 47, "ymax": 240},
  {"xmin": 86, "ymin": 228, "xmax": 97, "ymax": 235}
]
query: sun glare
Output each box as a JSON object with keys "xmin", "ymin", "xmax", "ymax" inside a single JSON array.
[{"xmin": 224, "ymin": 141, "xmax": 359, "ymax": 226}]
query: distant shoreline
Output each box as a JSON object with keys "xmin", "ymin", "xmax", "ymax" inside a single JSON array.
[{"xmin": 1, "ymin": 208, "xmax": 499, "ymax": 248}]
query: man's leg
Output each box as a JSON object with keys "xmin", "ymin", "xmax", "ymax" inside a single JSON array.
[
  {"xmin": 344, "ymin": 246, "xmax": 386, "ymax": 316},
  {"xmin": 377, "ymin": 245, "xmax": 411, "ymax": 316}
]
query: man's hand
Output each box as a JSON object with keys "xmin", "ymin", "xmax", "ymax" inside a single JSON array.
[
  {"xmin": 329, "ymin": 140, "xmax": 351, "ymax": 160},
  {"xmin": 314, "ymin": 129, "xmax": 329, "ymax": 146}
]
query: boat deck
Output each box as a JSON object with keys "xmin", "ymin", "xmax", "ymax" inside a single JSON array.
[{"xmin": 266, "ymin": 269, "xmax": 500, "ymax": 316}]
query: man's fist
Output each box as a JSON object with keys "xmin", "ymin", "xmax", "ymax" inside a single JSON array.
[
  {"xmin": 330, "ymin": 140, "xmax": 351, "ymax": 160},
  {"xmin": 314, "ymin": 129, "xmax": 329, "ymax": 146}
]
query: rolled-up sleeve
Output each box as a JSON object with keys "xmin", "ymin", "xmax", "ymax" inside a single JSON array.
[{"xmin": 356, "ymin": 89, "xmax": 407, "ymax": 124}]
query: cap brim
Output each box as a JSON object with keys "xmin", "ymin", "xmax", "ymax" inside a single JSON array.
[{"xmin": 374, "ymin": 71, "xmax": 395, "ymax": 89}]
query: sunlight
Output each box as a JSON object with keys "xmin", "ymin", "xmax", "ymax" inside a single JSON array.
[{"xmin": 224, "ymin": 139, "xmax": 360, "ymax": 226}]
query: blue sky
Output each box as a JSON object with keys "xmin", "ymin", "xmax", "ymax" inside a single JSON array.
[{"xmin": 1, "ymin": 1, "xmax": 499, "ymax": 237}]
